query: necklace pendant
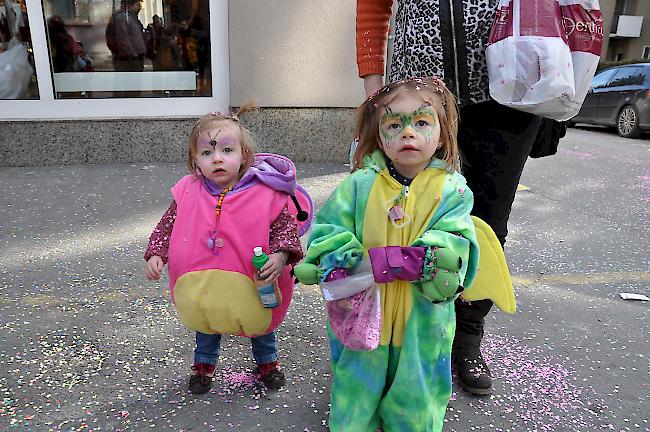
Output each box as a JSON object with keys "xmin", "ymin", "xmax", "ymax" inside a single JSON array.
[
  {"xmin": 207, "ymin": 230, "xmax": 224, "ymax": 255},
  {"xmin": 388, "ymin": 205, "xmax": 405, "ymax": 222}
]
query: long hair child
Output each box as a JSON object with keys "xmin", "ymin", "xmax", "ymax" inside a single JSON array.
[{"xmin": 297, "ymin": 77, "xmax": 479, "ymax": 431}]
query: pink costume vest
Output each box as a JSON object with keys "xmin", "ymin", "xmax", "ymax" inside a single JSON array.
[{"xmin": 168, "ymin": 175, "xmax": 293, "ymax": 337}]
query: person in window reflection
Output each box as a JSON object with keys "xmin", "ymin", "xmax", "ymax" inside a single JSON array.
[
  {"xmin": 144, "ymin": 15, "xmax": 162, "ymax": 63},
  {"xmin": 109, "ymin": 0, "xmax": 146, "ymax": 72},
  {"xmin": 75, "ymin": 41, "xmax": 93, "ymax": 72},
  {"xmin": 46, "ymin": 15, "xmax": 77, "ymax": 73},
  {"xmin": 192, "ymin": 15, "xmax": 210, "ymax": 86},
  {"xmin": 178, "ymin": 19, "xmax": 197, "ymax": 72},
  {"xmin": 145, "ymin": 15, "xmax": 177, "ymax": 71},
  {"xmin": 162, "ymin": 25, "xmax": 183, "ymax": 70}
]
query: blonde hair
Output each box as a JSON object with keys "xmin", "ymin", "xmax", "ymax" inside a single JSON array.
[
  {"xmin": 187, "ymin": 101, "xmax": 258, "ymax": 178},
  {"xmin": 352, "ymin": 77, "xmax": 460, "ymax": 173}
]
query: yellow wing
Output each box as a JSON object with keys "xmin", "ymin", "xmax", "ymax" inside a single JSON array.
[{"xmin": 461, "ymin": 216, "xmax": 516, "ymax": 314}]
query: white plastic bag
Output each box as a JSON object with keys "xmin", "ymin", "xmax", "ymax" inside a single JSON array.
[
  {"xmin": 319, "ymin": 257, "xmax": 373, "ymax": 301},
  {"xmin": 320, "ymin": 272, "xmax": 375, "ymax": 301},
  {"xmin": 486, "ymin": 0, "xmax": 603, "ymax": 121},
  {"xmin": 0, "ymin": 39, "xmax": 33, "ymax": 99}
]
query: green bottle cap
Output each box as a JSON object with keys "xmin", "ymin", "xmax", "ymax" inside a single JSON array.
[{"xmin": 252, "ymin": 246, "xmax": 268, "ymax": 270}]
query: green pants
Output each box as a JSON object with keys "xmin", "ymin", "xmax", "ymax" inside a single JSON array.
[{"xmin": 327, "ymin": 294, "xmax": 456, "ymax": 431}]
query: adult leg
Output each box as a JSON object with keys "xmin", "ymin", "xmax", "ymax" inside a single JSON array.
[{"xmin": 454, "ymin": 101, "xmax": 542, "ymax": 394}]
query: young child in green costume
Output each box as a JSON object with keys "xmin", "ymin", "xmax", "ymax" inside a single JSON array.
[{"xmin": 295, "ymin": 77, "xmax": 480, "ymax": 431}]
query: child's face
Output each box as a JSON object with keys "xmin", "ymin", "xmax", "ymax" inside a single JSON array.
[
  {"xmin": 194, "ymin": 121, "xmax": 244, "ymax": 188},
  {"xmin": 378, "ymin": 90, "xmax": 441, "ymax": 178}
]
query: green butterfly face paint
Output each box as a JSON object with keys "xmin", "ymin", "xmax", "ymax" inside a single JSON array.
[
  {"xmin": 377, "ymin": 93, "xmax": 442, "ymax": 179},
  {"xmin": 379, "ymin": 103, "xmax": 437, "ymax": 147}
]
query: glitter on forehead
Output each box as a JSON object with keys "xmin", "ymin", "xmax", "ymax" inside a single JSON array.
[{"xmin": 367, "ymin": 76, "xmax": 447, "ymax": 106}]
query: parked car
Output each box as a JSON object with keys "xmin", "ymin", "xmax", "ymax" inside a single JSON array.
[{"xmin": 570, "ymin": 63, "xmax": 650, "ymax": 138}]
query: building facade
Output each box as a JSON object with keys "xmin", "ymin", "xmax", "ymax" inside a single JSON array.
[
  {"xmin": 3, "ymin": 1, "xmax": 646, "ymax": 167},
  {"xmin": 0, "ymin": 0, "xmax": 362, "ymax": 166},
  {"xmin": 600, "ymin": 0, "xmax": 650, "ymax": 62}
]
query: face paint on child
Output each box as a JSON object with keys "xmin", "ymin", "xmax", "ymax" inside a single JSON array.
[
  {"xmin": 195, "ymin": 122, "xmax": 245, "ymax": 188},
  {"xmin": 379, "ymin": 103, "xmax": 437, "ymax": 147},
  {"xmin": 378, "ymin": 92, "xmax": 442, "ymax": 179},
  {"xmin": 197, "ymin": 131, "xmax": 237, "ymax": 150}
]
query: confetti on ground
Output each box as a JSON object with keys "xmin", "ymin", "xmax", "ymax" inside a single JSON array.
[
  {"xmin": 1, "ymin": 155, "xmax": 648, "ymax": 431},
  {"xmin": 446, "ymin": 334, "xmax": 620, "ymax": 432}
]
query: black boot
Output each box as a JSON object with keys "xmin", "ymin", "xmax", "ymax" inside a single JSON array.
[
  {"xmin": 453, "ymin": 298, "xmax": 493, "ymax": 395},
  {"xmin": 453, "ymin": 348, "xmax": 492, "ymax": 395}
]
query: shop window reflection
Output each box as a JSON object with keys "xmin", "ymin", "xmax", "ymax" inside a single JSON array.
[
  {"xmin": 43, "ymin": 0, "xmax": 212, "ymax": 99},
  {"xmin": 0, "ymin": 0, "xmax": 39, "ymax": 99}
]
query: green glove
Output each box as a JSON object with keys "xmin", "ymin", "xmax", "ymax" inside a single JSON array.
[
  {"xmin": 421, "ymin": 269, "xmax": 463, "ymax": 303},
  {"xmin": 432, "ymin": 247, "xmax": 462, "ymax": 272},
  {"xmin": 293, "ymin": 263, "xmax": 322, "ymax": 285},
  {"xmin": 419, "ymin": 247, "xmax": 463, "ymax": 302}
]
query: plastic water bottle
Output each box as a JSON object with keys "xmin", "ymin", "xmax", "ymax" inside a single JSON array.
[{"xmin": 252, "ymin": 247, "xmax": 281, "ymax": 308}]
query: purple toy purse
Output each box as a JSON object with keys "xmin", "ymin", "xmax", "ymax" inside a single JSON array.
[{"xmin": 367, "ymin": 246, "xmax": 425, "ymax": 283}]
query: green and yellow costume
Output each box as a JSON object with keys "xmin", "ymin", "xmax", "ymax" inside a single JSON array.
[{"xmin": 302, "ymin": 150, "xmax": 482, "ymax": 431}]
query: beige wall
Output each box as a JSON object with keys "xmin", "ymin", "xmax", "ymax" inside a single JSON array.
[
  {"xmin": 600, "ymin": 0, "xmax": 616, "ymax": 58},
  {"xmin": 600, "ymin": 0, "xmax": 650, "ymax": 62},
  {"xmin": 624, "ymin": 2, "xmax": 650, "ymax": 59},
  {"xmin": 229, "ymin": 0, "xmax": 365, "ymax": 107}
]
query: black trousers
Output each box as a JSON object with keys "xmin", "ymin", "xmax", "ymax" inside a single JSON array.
[{"xmin": 454, "ymin": 101, "xmax": 542, "ymax": 352}]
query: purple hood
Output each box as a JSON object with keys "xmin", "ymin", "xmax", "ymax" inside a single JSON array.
[
  {"xmin": 201, "ymin": 153, "xmax": 313, "ymax": 236},
  {"xmin": 202, "ymin": 153, "xmax": 297, "ymax": 196}
]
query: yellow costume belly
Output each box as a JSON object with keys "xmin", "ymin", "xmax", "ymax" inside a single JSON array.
[{"xmin": 173, "ymin": 269, "xmax": 271, "ymax": 336}]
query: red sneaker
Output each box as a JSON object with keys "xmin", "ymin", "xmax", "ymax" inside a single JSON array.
[
  {"xmin": 188, "ymin": 363, "xmax": 216, "ymax": 394},
  {"xmin": 257, "ymin": 361, "xmax": 286, "ymax": 389}
]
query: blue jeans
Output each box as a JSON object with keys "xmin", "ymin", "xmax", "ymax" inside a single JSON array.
[{"xmin": 194, "ymin": 331, "xmax": 278, "ymax": 366}]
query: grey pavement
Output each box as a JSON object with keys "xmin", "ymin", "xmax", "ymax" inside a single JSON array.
[{"xmin": 0, "ymin": 127, "xmax": 648, "ymax": 431}]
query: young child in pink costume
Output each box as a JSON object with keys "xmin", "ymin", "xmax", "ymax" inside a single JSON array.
[{"xmin": 144, "ymin": 104, "xmax": 309, "ymax": 394}]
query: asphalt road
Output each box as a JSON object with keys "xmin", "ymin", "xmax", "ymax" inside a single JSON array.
[{"xmin": 0, "ymin": 127, "xmax": 648, "ymax": 431}]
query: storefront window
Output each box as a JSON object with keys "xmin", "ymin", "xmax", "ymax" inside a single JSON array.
[
  {"xmin": 42, "ymin": 0, "xmax": 212, "ymax": 98},
  {"xmin": 0, "ymin": 0, "xmax": 39, "ymax": 99}
]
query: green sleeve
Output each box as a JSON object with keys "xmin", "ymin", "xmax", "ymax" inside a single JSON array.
[
  {"xmin": 412, "ymin": 172, "xmax": 479, "ymax": 290},
  {"xmin": 304, "ymin": 175, "xmax": 364, "ymax": 278}
]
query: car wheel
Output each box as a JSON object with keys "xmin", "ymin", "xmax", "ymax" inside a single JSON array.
[{"xmin": 617, "ymin": 105, "xmax": 642, "ymax": 138}]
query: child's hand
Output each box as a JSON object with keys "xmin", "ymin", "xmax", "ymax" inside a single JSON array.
[
  {"xmin": 258, "ymin": 252, "xmax": 288, "ymax": 283},
  {"xmin": 145, "ymin": 256, "xmax": 164, "ymax": 281}
]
